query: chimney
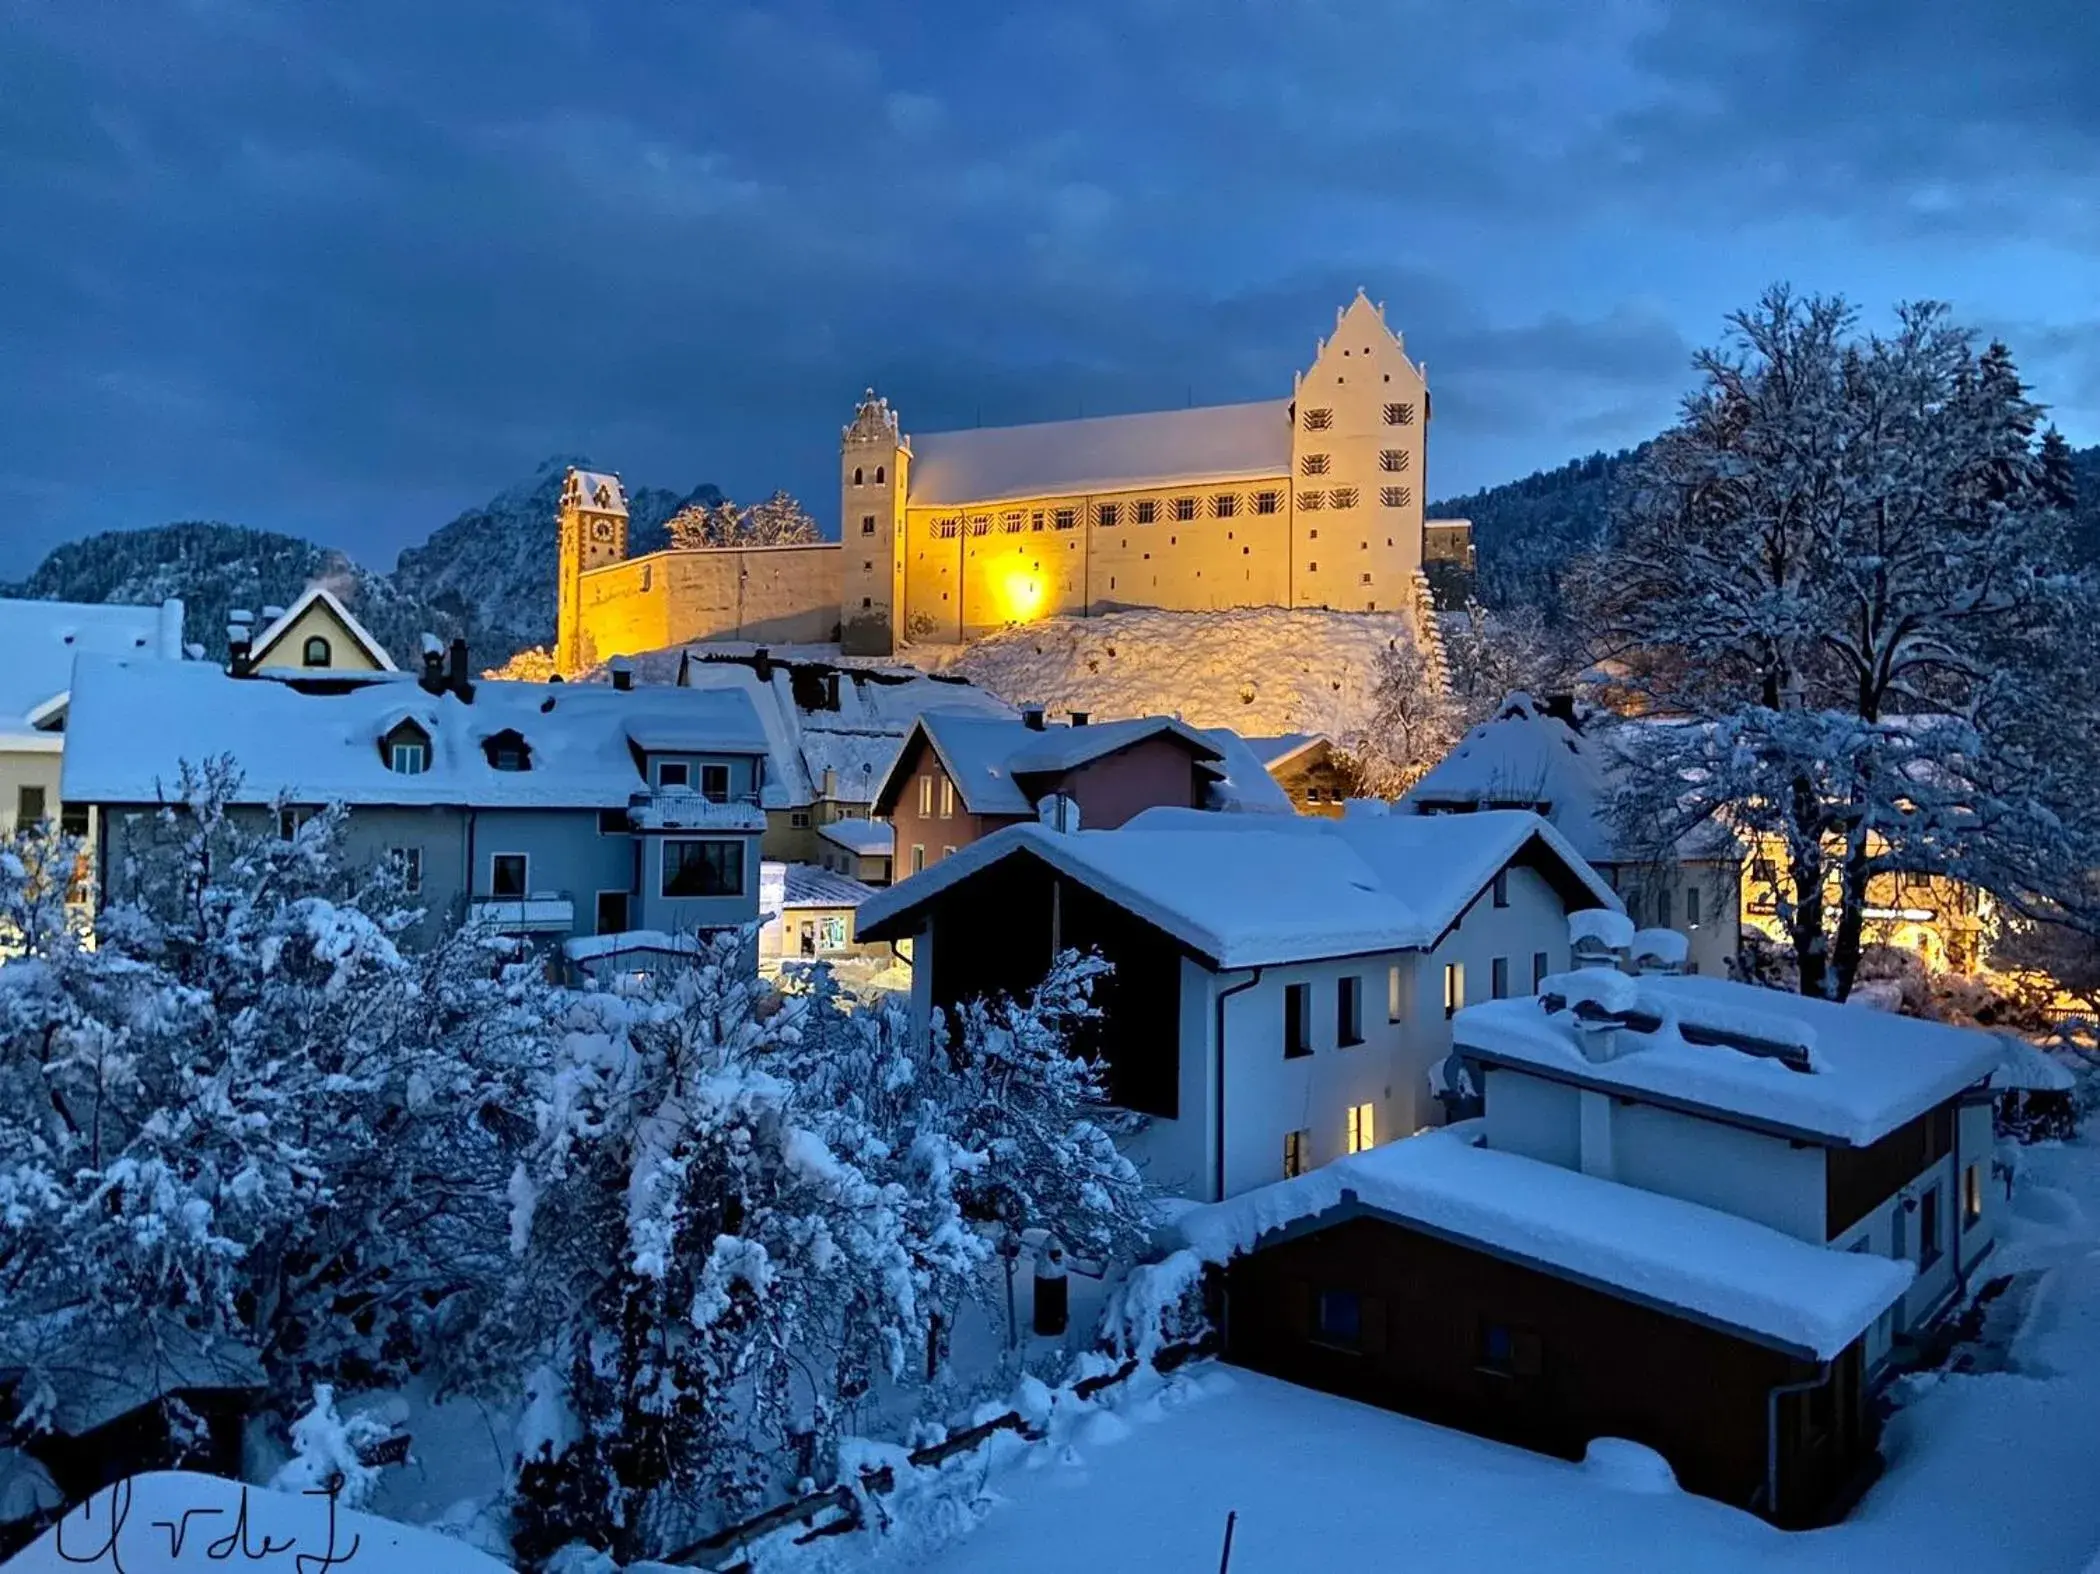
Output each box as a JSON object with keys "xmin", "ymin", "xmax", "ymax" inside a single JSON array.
[
  {"xmin": 610, "ymin": 656, "xmax": 633, "ymax": 692},
  {"xmin": 1540, "ymin": 693, "xmax": 1581, "ymax": 730},
  {"xmin": 227, "ymin": 608, "xmax": 255, "ymax": 677},
  {"xmin": 1069, "ymin": 709, "xmax": 1089, "ymax": 727},
  {"xmin": 824, "ymin": 671, "xmax": 841, "ymax": 711},
  {"xmin": 1022, "ymin": 704, "xmax": 1046, "ymax": 731},
  {"xmin": 1573, "ymin": 1009, "xmax": 1623, "ymax": 1064},
  {"xmin": 157, "ymin": 598, "xmax": 185, "ymax": 661},
  {"xmin": 447, "ymin": 637, "xmax": 474, "ymax": 701},
  {"xmin": 822, "ymin": 766, "xmax": 838, "ymax": 798},
  {"xmin": 419, "ymin": 633, "xmax": 445, "ymax": 694},
  {"xmin": 753, "ymin": 646, "xmax": 772, "ymax": 683}
]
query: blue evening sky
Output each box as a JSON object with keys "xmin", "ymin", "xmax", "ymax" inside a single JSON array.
[{"xmin": 3, "ymin": 1, "xmax": 2096, "ymax": 574}]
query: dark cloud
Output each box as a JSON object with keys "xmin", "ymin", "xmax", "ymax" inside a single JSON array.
[{"xmin": 0, "ymin": 0, "xmax": 2093, "ymax": 577}]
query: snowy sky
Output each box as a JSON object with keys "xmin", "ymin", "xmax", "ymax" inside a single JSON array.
[{"xmin": 4, "ymin": 0, "xmax": 2098, "ymax": 575}]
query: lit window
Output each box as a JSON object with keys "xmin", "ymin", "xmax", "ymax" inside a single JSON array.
[
  {"xmin": 1253, "ymin": 490, "xmax": 1281, "ymax": 515},
  {"xmin": 1284, "ymin": 982, "xmax": 1312, "ymax": 1058},
  {"xmin": 1097, "ymin": 502, "xmax": 1120, "ymax": 528},
  {"xmin": 1298, "ymin": 490, "xmax": 1325, "ymax": 512},
  {"xmin": 1388, "ymin": 965, "xmax": 1406, "ymax": 1022},
  {"xmin": 1053, "ymin": 508, "xmax": 1077, "ymax": 530},
  {"xmin": 1283, "ymin": 1129, "xmax": 1309, "ymax": 1178},
  {"xmin": 1301, "ymin": 453, "xmax": 1331, "ymax": 476},
  {"xmin": 1378, "ymin": 449, "xmax": 1410, "ymax": 472},
  {"xmin": 1346, "ymin": 1101, "xmax": 1375, "ymax": 1154},
  {"xmin": 1329, "ymin": 487, "xmax": 1358, "ymax": 509},
  {"xmin": 1212, "ymin": 493, "xmax": 1239, "ymax": 518},
  {"xmin": 1964, "ymin": 1164, "xmax": 1984, "ymax": 1229},
  {"xmin": 1134, "ymin": 499, "xmax": 1158, "ymax": 524},
  {"xmin": 1443, "ymin": 961, "xmax": 1464, "ymax": 1018},
  {"xmin": 662, "ymin": 838, "xmax": 744, "ymax": 897},
  {"xmin": 911, "ymin": 844, "xmax": 926, "ymax": 874},
  {"xmin": 1303, "ymin": 407, "xmax": 1333, "ymax": 430},
  {"xmin": 491, "ymin": 853, "xmax": 527, "ymax": 899},
  {"xmin": 1337, "ymin": 975, "xmax": 1363, "ymax": 1046},
  {"xmin": 1173, "ymin": 496, "xmax": 1198, "ymax": 522},
  {"xmin": 918, "ymin": 777, "xmax": 933, "ymax": 816},
  {"xmin": 939, "ymin": 778, "xmax": 955, "ymax": 818},
  {"xmin": 1383, "ymin": 401, "xmax": 1415, "ymax": 426},
  {"xmin": 1379, "ymin": 485, "xmax": 1413, "ymax": 508}
]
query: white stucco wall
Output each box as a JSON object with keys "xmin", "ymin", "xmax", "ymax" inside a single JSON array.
[
  {"xmin": 1479, "ymin": 1066, "xmax": 1581, "ymax": 1170},
  {"xmin": 1609, "ymin": 1100, "xmax": 1828, "ymax": 1241}
]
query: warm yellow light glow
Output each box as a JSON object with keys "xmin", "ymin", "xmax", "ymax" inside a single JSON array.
[
  {"xmin": 1347, "ymin": 1101, "xmax": 1375, "ymax": 1154},
  {"xmin": 999, "ymin": 569, "xmax": 1045, "ymax": 622}
]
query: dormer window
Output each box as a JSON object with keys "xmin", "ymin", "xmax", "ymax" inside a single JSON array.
[
  {"xmin": 657, "ymin": 760, "xmax": 691, "ymax": 789},
  {"xmin": 302, "ymin": 635, "xmax": 332, "ymax": 667},
  {"xmin": 381, "ymin": 719, "xmax": 432, "ymax": 775},
  {"xmin": 484, "ymin": 729, "xmax": 531, "ymax": 772}
]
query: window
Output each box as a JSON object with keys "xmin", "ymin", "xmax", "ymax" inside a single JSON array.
[
  {"xmin": 861, "ymin": 515, "xmax": 876, "ymax": 535},
  {"xmin": 1623, "ymin": 891, "xmax": 1641, "ymax": 928},
  {"xmin": 875, "ymin": 465, "xmax": 885, "ymax": 484},
  {"xmin": 1378, "ymin": 449, "xmax": 1410, "ymax": 472},
  {"xmin": 1443, "ymin": 961, "xmax": 1464, "ymax": 1019},
  {"xmin": 1054, "ymin": 507, "xmax": 1077, "ymax": 529},
  {"xmin": 1171, "ymin": 496, "xmax": 1197, "ymax": 522},
  {"xmin": 1283, "ymin": 1129, "xmax": 1309, "ymax": 1179},
  {"xmin": 1892, "ymin": 1199, "xmax": 1908, "ymax": 1260},
  {"xmin": 1346, "ymin": 1102, "xmax": 1375, "ymax": 1154},
  {"xmin": 299, "ymin": 634, "xmax": 331, "ymax": 668},
  {"xmin": 277, "ymin": 806, "xmax": 311, "ymax": 841},
  {"xmin": 1383, "ymin": 401, "xmax": 1416, "ymax": 426},
  {"xmin": 1492, "ymin": 869, "xmax": 1509, "ymax": 907},
  {"xmin": 1096, "ymin": 502, "xmax": 1119, "ymax": 528},
  {"xmin": 16, "ymin": 785, "xmax": 46, "ymax": 827},
  {"xmin": 1920, "ymin": 1186, "xmax": 1942, "ymax": 1269},
  {"xmin": 388, "ymin": 846, "xmax": 423, "ymax": 895},
  {"xmin": 1297, "ymin": 490, "xmax": 1325, "ymax": 512},
  {"xmin": 1328, "ymin": 487, "xmax": 1358, "ymax": 509},
  {"xmin": 1212, "ymin": 493, "xmax": 1239, "ymax": 518},
  {"xmin": 1316, "ymin": 1289, "xmax": 1360, "ymax": 1345},
  {"xmin": 853, "ymin": 466, "xmax": 864, "ymax": 485},
  {"xmin": 1532, "ymin": 951, "xmax": 1550, "ymax": 993},
  {"xmin": 932, "ymin": 517, "xmax": 959, "ymax": 539},
  {"xmin": 1379, "ymin": 485, "xmax": 1413, "ymax": 508},
  {"xmin": 1388, "ymin": 965, "xmax": 1407, "ymax": 1022},
  {"xmin": 911, "ymin": 844, "xmax": 926, "ymax": 874},
  {"xmin": 59, "ymin": 803, "xmax": 89, "ymax": 838},
  {"xmin": 1134, "ymin": 499, "xmax": 1158, "ymax": 524},
  {"xmin": 1478, "ymin": 1321, "xmax": 1542, "ymax": 1377},
  {"xmin": 491, "ymin": 854, "xmax": 528, "ymax": 899},
  {"xmin": 939, "ymin": 778, "xmax": 955, "ymax": 818},
  {"xmin": 1243, "ymin": 490, "xmax": 1275, "ymax": 515},
  {"xmin": 861, "ymin": 596, "xmax": 873, "ymax": 609},
  {"xmin": 597, "ymin": 808, "xmax": 630, "ymax": 835},
  {"xmin": 700, "ymin": 763, "xmax": 731, "ymax": 803},
  {"xmin": 486, "ymin": 731, "xmax": 530, "ymax": 772},
  {"xmin": 1656, "ymin": 888, "xmax": 1673, "ymax": 928},
  {"xmin": 649, "ymin": 761, "xmax": 689, "ymax": 792},
  {"xmin": 918, "ymin": 775, "xmax": 934, "ymax": 817},
  {"xmin": 1303, "ymin": 407, "xmax": 1333, "ymax": 430},
  {"xmin": 1307, "ymin": 561, "xmax": 1318, "ymax": 573},
  {"xmin": 1284, "ymin": 983, "xmax": 1312, "ymax": 1058},
  {"xmin": 390, "ymin": 739, "xmax": 429, "ymax": 775},
  {"xmin": 789, "ymin": 810, "xmax": 811, "ymax": 829},
  {"xmin": 1337, "ymin": 975, "xmax": 1363, "ymax": 1046},
  {"xmin": 1301, "ymin": 453, "xmax": 1331, "ymax": 476},
  {"xmin": 662, "ymin": 838, "xmax": 744, "ymax": 898},
  {"xmin": 1002, "ymin": 511, "xmax": 1024, "ymax": 533},
  {"xmin": 941, "ymin": 844, "xmax": 957, "ymax": 859},
  {"xmin": 1491, "ymin": 957, "xmax": 1510, "ymax": 999},
  {"xmin": 1686, "ymin": 887, "xmax": 1702, "ymax": 927},
  {"xmin": 1359, "ymin": 573, "xmax": 1373, "ymax": 586},
  {"xmin": 1964, "ymin": 1164, "xmax": 1984, "ymax": 1229},
  {"xmin": 1030, "ymin": 510, "xmax": 1045, "ymax": 531}
]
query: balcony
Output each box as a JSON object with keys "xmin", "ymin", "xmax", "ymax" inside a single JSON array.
[
  {"xmin": 625, "ymin": 787, "xmax": 768, "ymax": 834},
  {"xmin": 470, "ymin": 894, "xmax": 576, "ymax": 933}
]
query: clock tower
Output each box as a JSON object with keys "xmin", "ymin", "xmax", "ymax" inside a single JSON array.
[{"xmin": 556, "ymin": 467, "xmax": 631, "ymax": 675}]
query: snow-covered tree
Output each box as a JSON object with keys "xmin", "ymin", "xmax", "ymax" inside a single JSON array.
[
  {"xmin": 1575, "ymin": 288, "xmax": 2100, "ymax": 999},
  {"xmin": 737, "ymin": 490, "xmax": 821, "ymax": 546},
  {"xmin": 1441, "ymin": 598, "xmax": 1576, "ymax": 728},
  {"xmin": 665, "ymin": 492, "xmax": 821, "ymax": 551},
  {"xmin": 268, "ymin": 1384, "xmax": 394, "ymax": 1509},
  {"xmin": 1344, "ymin": 636, "xmax": 1458, "ymax": 798}
]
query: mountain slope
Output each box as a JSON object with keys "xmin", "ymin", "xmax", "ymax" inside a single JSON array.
[{"xmin": 1431, "ymin": 447, "xmax": 1640, "ymax": 618}]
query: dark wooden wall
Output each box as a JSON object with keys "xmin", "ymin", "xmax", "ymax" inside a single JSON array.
[
  {"xmin": 1223, "ymin": 1212, "xmax": 1876, "ymax": 1527},
  {"xmin": 1827, "ymin": 1101, "xmax": 1955, "ymax": 1239}
]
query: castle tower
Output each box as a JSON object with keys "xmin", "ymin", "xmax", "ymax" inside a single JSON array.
[
  {"xmin": 1288, "ymin": 290, "xmax": 1429, "ymax": 616},
  {"xmin": 555, "ymin": 467, "xmax": 631, "ymax": 675},
  {"xmin": 839, "ymin": 391, "xmax": 909, "ymax": 656}
]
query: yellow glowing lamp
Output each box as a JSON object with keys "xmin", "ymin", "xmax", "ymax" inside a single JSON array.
[{"xmin": 1001, "ymin": 570, "xmax": 1044, "ymax": 621}]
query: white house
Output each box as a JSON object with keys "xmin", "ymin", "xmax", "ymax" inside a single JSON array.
[
  {"xmin": 854, "ymin": 801, "xmax": 1619, "ymax": 1201},
  {"xmin": 1450, "ymin": 935, "xmax": 2002, "ymax": 1374},
  {"xmin": 1403, "ymin": 692, "xmax": 1742, "ymax": 980}
]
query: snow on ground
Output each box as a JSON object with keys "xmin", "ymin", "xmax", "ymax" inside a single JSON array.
[
  {"xmin": 919, "ymin": 607, "xmax": 1419, "ymax": 741},
  {"xmin": 795, "ymin": 1132, "xmax": 2100, "ymax": 1574}
]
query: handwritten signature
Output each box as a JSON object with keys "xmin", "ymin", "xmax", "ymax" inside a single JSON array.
[{"xmin": 52, "ymin": 1475, "xmax": 362, "ymax": 1574}]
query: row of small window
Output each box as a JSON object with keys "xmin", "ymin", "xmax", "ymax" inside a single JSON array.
[
  {"xmin": 366, "ymin": 840, "xmax": 748, "ymax": 902},
  {"xmin": 923, "ymin": 485, "xmax": 1413, "ymax": 538},
  {"xmin": 1624, "ymin": 886, "xmax": 1701, "ymax": 929},
  {"xmin": 12, "ymin": 786, "xmax": 90, "ymax": 837},
  {"xmin": 849, "ymin": 464, "xmax": 889, "ymax": 485},
  {"xmin": 917, "ymin": 773, "xmax": 956, "ymax": 819},
  {"xmin": 1300, "ymin": 403, "xmax": 1417, "ymax": 431},
  {"xmin": 1300, "ymin": 487, "xmax": 1413, "ymax": 512},
  {"xmin": 1299, "ymin": 450, "xmax": 1411, "ymax": 475},
  {"xmin": 1281, "ymin": 951, "xmax": 1548, "ymax": 1058},
  {"xmin": 1858, "ymin": 1167, "xmax": 1986, "ymax": 1279}
]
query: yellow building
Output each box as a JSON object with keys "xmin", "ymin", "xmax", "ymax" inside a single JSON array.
[
  {"xmin": 239, "ymin": 586, "xmax": 397, "ymax": 676},
  {"xmin": 555, "ymin": 291, "xmax": 1471, "ymax": 672},
  {"xmin": 1740, "ymin": 836, "xmax": 1993, "ymax": 974}
]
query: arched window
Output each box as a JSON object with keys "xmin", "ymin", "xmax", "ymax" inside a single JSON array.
[
  {"xmin": 875, "ymin": 464, "xmax": 886, "ymax": 484},
  {"xmin": 853, "ymin": 467, "xmax": 864, "ymax": 485},
  {"xmin": 302, "ymin": 635, "xmax": 332, "ymax": 667}
]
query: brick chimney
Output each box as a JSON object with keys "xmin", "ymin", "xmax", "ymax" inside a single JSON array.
[
  {"xmin": 1021, "ymin": 704, "xmax": 1046, "ymax": 731},
  {"xmin": 610, "ymin": 657, "xmax": 633, "ymax": 692},
  {"xmin": 447, "ymin": 637, "xmax": 474, "ymax": 701},
  {"xmin": 1069, "ymin": 709, "xmax": 1089, "ymax": 727}
]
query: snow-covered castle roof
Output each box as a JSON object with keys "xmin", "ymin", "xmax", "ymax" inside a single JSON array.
[{"xmin": 562, "ymin": 468, "xmax": 629, "ymax": 517}]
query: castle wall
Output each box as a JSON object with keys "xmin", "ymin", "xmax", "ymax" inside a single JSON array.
[{"xmin": 577, "ymin": 544, "xmax": 844, "ymax": 667}]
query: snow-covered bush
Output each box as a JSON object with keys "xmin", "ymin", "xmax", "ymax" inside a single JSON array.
[{"xmin": 268, "ymin": 1385, "xmax": 394, "ymax": 1509}]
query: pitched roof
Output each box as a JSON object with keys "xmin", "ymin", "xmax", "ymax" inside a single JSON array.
[
  {"xmin": 857, "ymin": 807, "xmax": 1616, "ymax": 969},
  {"xmin": 876, "ymin": 713, "xmax": 1228, "ymax": 818},
  {"xmin": 819, "ymin": 818, "xmax": 894, "ymax": 855},
  {"xmin": 0, "ymin": 596, "xmax": 185, "ymax": 744},
  {"xmin": 563, "ymin": 467, "xmax": 629, "ymax": 516},
  {"xmin": 777, "ymin": 862, "xmax": 877, "ymax": 909},
  {"xmin": 62, "ymin": 656, "xmax": 771, "ymax": 811},
  {"xmin": 246, "ymin": 586, "xmax": 398, "ymax": 672},
  {"xmin": 907, "ymin": 399, "xmax": 1292, "ymax": 508},
  {"xmin": 1239, "ymin": 733, "xmax": 1331, "ymax": 770},
  {"xmin": 1169, "ymin": 1128, "xmax": 1911, "ymax": 1361},
  {"xmin": 1454, "ymin": 971, "xmax": 2002, "ymax": 1147}
]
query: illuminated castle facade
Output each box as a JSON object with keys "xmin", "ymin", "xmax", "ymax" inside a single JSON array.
[{"xmin": 556, "ymin": 291, "xmax": 1470, "ymax": 672}]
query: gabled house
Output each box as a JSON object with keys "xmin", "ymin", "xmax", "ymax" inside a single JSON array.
[
  {"xmin": 854, "ymin": 802, "xmax": 1617, "ymax": 1200},
  {"xmin": 816, "ymin": 817, "xmax": 893, "ymax": 885},
  {"xmin": 872, "ymin": 707, "xmax": 1292, "ymax": 877},
  {"xmin": 236, "ymin": 585, "xmax": 397, "ymax": 676},
  {"xmin": 1239, "ymin": 733, "xmax": 1351, "ymax": 816},
  {"xmin": 1404, "ymin": 692, "xmax": 1742, "ymax": 980},
  {"xmin": 59, "ymin": 647, "xmax": 772, "ymax": 956}
]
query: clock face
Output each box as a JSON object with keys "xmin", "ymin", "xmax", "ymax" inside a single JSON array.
[{"xmin": 591, "ymin": 519, "xmax": 615, "ymax": 542}]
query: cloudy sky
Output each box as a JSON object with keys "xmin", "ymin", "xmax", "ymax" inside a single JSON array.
[{"xmin": 4, "ymin": 0, "xmax": 2096, "ymax": 576}]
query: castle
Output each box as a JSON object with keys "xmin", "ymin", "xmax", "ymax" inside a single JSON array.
[{"xmin": 555, "ymin": 291, "xmax": 1473, "ymax": 673}]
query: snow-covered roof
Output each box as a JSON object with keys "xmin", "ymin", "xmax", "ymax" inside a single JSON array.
[
  {"xmin": 61, "ymin": 656, "xmax": 772, "ymax": 811},
  {"xmin": 819, "ymin": 818, "xmax": 894, "ymax": 856},
  {"xmin": 1239, "ymin": 733, "xmax": 1330, "ymax": 770},
  {"xmin": 1198, "ymin": 730, "xmax": 1311, "ymax": 814},
  {"xmin": 563, "ymin": 467, "xmax": 629, "ymax": 516},
  {"xmin": 0, "ymin": 1322, "xmax": 265, "ymax": 1436},
  {"xmin": 1990, "ymin": 1033, "xmax": 2079, "ymax": 1093},
  {"xmin": 1404, "ymin": 692, "xmax": 1617, "ymax": 859},
  {"xmin": 777, "ymin": 862, "xmax": 877, "ymax": 910},
  {"xmin": 1168, "ymin": 1128, "xmax": 1912, "ymax": 1361},
  {"xmin": 881, "ymin": 713, "xmax": 1230, "ymax": 818},
  {"xmin": 245, "ymin": 585, "xmax": 398, "ymax": 672},
  {"xmin": 907, "ymin": 400, "xmax": 1292, "ymax": 508},
  {"xmin": 857, "ymin": 808, "xmax": 1616, "ymax": 969},
  {"xmin": 0, "ymin": 596, "xmax": 184, "ymax": 743},
  {"xmin": 1455, "ymin": 972, "xmax": 2002, "ymax": 1147}
]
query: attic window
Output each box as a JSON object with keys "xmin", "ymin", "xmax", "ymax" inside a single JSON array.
[
  {"xmin": 303, "ymin": 635, "xmax": 332, "ymax": 667},
  {"xmin": 385, "ymin": 729, "xmax": 430, "ymax": 775},
  {"xmin": 484, "ymin": 729, "xmax": 531, "ymax": 772}
]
